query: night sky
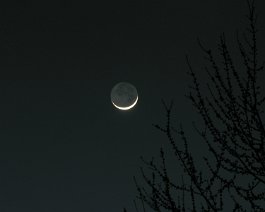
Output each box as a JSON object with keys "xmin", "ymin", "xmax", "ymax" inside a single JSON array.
[{"xmin": 0, "ymin": 1, "xmax": 265, "ymax": 211}]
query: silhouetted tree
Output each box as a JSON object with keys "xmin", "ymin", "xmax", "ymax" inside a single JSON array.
[{"xmin": 125, "ymin": 0, "xmax": 265, "ymax": 211}]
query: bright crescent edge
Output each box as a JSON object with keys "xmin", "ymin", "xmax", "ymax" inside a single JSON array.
[{"xmin": 112, "ymin": 96, "xmax": 138, "ymax": 110}]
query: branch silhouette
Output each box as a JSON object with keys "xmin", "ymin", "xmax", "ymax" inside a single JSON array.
[{"xmin": 125, "ymin": 0, "xmax": 265, "ymax": 211}]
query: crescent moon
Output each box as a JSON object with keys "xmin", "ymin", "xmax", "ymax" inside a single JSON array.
[
  {"xmin": 112, "ymin": 95, "xmax": 138, "ymax": 110},
  {"xmin": 110, "ymin": 82, "xmax": 138, "ymax": 111}
]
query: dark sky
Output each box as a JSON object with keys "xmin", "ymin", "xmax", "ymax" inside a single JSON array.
[{"xmin": 0, "ymin": 1, "xmax": 265, "ymax": 211}]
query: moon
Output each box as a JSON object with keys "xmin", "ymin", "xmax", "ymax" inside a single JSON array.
[{"xmin": 111, "ymin": 82, "xmax": 138, "ymax": 110}]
